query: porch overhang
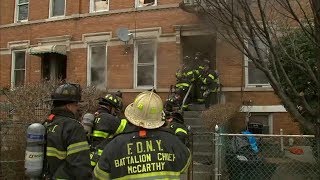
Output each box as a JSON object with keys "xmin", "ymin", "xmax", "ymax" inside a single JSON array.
[{"xmin": 28, "ymin": 45, "xmax": 67, "ymax": 56}]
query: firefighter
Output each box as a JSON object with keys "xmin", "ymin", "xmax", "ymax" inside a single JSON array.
[
  {"xmin": 193, "ymin": 52, "xmax": 206, "ymax": 104},
  {"xmin": 193, "ymin": 52, "xmax": 205, "ymax": 78},
  {"xmin": 199, "ymin": 59, "xmax": 219, "ymax": 108},
  {"xmin": 164, "ymin": 87, "xmax": 184, "ymax": 113},
  {"xmin": 175, "ymin": 55, "xmax": 195, "ymax": 109},
  {"xmin": 90, "ymin": 93, "xmax": 127, "ymax": 167},
  {"xmin": 45, "ymin": 83, "xmax": 91, "ymax": 179},
  {"xmin": 115, "ymin": 90, "xmax": 124, "ymax": 113},
  {"xmin": 93, "ymin": 91, "xmax": 191, "ymax": 179},
  {"xmin": 165, "ymin": 111, "xmax": 189, "ymax": 143}
]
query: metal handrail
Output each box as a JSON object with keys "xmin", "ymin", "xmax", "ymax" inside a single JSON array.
[{"xmin": 180, "ymin": 84, "xmax": 193, "ymax": 111}]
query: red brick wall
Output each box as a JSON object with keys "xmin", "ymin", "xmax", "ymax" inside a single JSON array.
[
  {"xmin": 27, "ymin": 55, "xmax": 42, "ymax": 83},
  {"xmin": 0, "ymin": 0, "xmax": 301, "ymax": 134},
  {"xmin": 0, "ymin": 54, "xmax": 11, "ymax": 88},
  {"xmin": 216, "ymin": 40, "xmax": 243, "ymax": 87},
  {"xmin": 66, "ymin": 0, "xmax": 80, "ymax": 16},
  {"xmin": 111, "ymin": 0, "xmax": 135, "ymax": 10},
  {"xmin": 107, "ymin": 45, "xmax": 134, "ymax": 89},
  {"xmin": 0, "ymin": 9, "xmax": 197, "ymax": 46},
  {"xmin": 157, "ymin": 42, "xmax": 180, "ymax": 88},
  {"xmin": 68, "ymin": 48, "xmax": 87, "ymax": 85},
  {"xmin": 273, "ymin": 113, "xmax": 301, "ymax": 135},
  {"xmin": 29, "ymin": 0, "xmax": 50, "ymax": 21},
  {"xmin": 0, "ymin": 0, "xmax": 188, "ymax": 25},
  {"xmin": 0, "ymin": 0, "xmax": 15, "ymax": 25},
  {"xmin": 224, "ymin": 91, "xmax": 282, "ymax": 105}
]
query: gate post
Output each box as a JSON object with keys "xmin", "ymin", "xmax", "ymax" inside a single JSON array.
[
  {"xmin": 0, "ymin": 122, "xmax": 2, "ymax": 179},
  {"xmin": 316, "ymin": 120, "xmax": 320, "ymax": 177},
  {"xmin": 214, "ymin": 125, "xmax": 220, "ymax": 180}
]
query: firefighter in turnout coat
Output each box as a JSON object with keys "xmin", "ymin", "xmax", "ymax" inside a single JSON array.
[
  {"xmin": 45, "ymin": 83, "xmax": 91, "ymax": 179},
  {"xmin": 90, "ymin": 93, "xmax": 128, "ymax": 167},
  {"xmin": 93, "ymin": 91, "xmax": 191, "ymax": 179}
]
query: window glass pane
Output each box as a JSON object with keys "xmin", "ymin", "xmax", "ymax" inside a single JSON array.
[
  {"xmin": 19, "ymin": 0, "xmax": 29, "ymax": 4},
  {"xmin": 138, "ymin": 41, "xmax": 155, "ymax": 63},
  {"xmin": 94, "ymin": 0, "xmax": 108, "ymax": 11},
  {"xmin": 15, "ymin": 51, "xmax": 26, "ymax": 69},
  {"xmin": 137, "ymin": 65, "xmax": 154, "ymax": 86},
  {"xmin": 14, "ymin": 70, "xmax": 25, "ymax": 86},
  {"xmin": 52, "ymin": 0, "xmax": 65, "ymax": 16},
  {"xmin": 90, "ymin": 45, "xmax": 106, "ymax": 88},
  {"xmin": 91, "ymin": 67, "xmax": 105, "ymax": 88},
  {"xmin": 248, "ymin": 61, "xmax": 268, "ymax": 84},
  {"xmin": 18, "ymin": 4, "xmax": 28, "ymax": 20}
]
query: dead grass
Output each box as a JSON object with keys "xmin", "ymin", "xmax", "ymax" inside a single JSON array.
[{"xmin": 201, "ymin": 103, "xmax": 243, "ymax": 131}]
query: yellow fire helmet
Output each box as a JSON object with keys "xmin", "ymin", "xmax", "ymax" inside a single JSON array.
[{"xmin": 124, "ymin": 91, "xmax": 164, "ymax": 129}]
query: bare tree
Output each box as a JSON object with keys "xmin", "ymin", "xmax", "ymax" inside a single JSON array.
[{"xmin": 187, "ymin": 0, "xmax": 320, "ymax": 134}]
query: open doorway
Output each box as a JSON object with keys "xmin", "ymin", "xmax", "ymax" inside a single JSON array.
[
  {"xmin": 181, "ymin": 35, "xmax": 216, "ymax": 68},
  {"xmin": 42, "ymin": 53, "xmax": 67, "ymax": 80}
]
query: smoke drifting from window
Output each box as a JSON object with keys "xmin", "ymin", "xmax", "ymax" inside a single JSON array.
[{"xmin": 91, "ymin": 45, "xmax": 106, "ymax": 89}]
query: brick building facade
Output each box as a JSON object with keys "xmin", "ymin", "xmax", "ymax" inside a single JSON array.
[{"xmin": 0, "ymin": 0, "xmax": 300, "ymax": 134}]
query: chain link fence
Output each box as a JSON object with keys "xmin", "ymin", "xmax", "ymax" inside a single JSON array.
[
  {"xmin": 219, "ymin": 133, "xmax": 319, "ymax": 180},
  {"xmin": 0, "ymin": 100, "xmax": 46, "ymax": 180},
  {"xmin": 188, "ymin": 132, "xmax": 214, "ymax": 179},
  {"xmin": 188, "ymin": 131, "xmax": 320, "ymax": 180},
  {"xmin": 0, "ymin": 121, "xmax": 30, "ymax": 180}
]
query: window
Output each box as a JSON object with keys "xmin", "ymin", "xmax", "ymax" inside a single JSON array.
[
  {"xmin": 50, "ymin": 0, "xmax": 65, "ymax": 17},
  {"xmin": 11, "ymin": 51, "xmax": 26, "ymax": 87},
  {"xmin": 136, "ymin": 0, "xmax": 157, "ymax": 8},
  {"xmin": 90, "ymin": 0, "xmax": 109, "ymax": 12},
  {"xmin": 42, "ymin": 54, "xmax": 67, "ymax": 81},
  {"xmin": 16, "ymin": 0, "xmax": 29, "ymax": 21},
  {"xmin": 134, "ymin": 40, "xmax": 156, "ymax": 88},
  {"xmin": 245, "ymin": 38, "xmax": 269, "ymax": 87},
  {"xmin": 88, "ymin": 44, "xmax": 106, "ymax": 89},
  {"xmin": 247, "ymin": 113, "xmax": 273, "ymax": 134}
]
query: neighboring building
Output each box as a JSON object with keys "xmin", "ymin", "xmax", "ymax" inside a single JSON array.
[{"xmin": 0, "ymin": 0, "xmax": 300, "ymax": 134}]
